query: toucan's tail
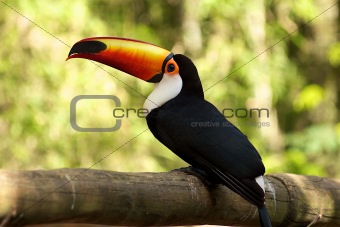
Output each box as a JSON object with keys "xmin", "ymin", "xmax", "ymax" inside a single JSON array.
[{"xmin": 258, "ymin": 206, "xmax": 272, "ymax": 227}]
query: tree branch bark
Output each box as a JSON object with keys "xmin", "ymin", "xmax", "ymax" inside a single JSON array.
[{"xmin": 0, "ymin": 169, "xmax": 339, "ymax": 226}]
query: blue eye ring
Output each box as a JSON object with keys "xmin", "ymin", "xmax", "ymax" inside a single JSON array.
[{"xmin": 167, "ymin": 63, "xmax": 175, "ymax": 72}]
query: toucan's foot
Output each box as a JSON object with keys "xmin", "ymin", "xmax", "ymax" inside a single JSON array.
[{"xmin": 171, "ymin": 166, "xmax": 216, "ymax": 187}]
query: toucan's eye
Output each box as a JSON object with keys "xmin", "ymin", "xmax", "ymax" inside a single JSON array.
[
  {"xmin": 165, "ymin": 59, "xmax": 179, "ymax": 75},
  {"xmin": 167, "ymin": 64, "xmax": 175, "ymax": 72}
]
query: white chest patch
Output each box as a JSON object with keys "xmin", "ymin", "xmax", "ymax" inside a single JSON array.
[{"xmin": 143, "ymin": 73, "xmax": 183, "ymax": 116}]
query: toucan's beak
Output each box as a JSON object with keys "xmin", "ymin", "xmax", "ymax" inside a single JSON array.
[{"xmin": 67, "ymin": 37, "xmax": 173, "ymax": 83}]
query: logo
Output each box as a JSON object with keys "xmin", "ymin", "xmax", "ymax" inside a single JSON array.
[
  {"xmin": 70, "ymin": 95, "xmax": 122, "ymax": 132},
  {"xmin": 70, "ymin": 95, "xmax": 271, "ymax": 132}
]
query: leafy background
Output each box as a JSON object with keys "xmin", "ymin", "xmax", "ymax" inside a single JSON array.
[{"xmin": 1, "ymin": 0, "xmax": 340, "ymax": 181}]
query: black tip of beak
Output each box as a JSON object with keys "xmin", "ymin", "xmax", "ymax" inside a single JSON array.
[{"xmin": 68, "ymin": 40, "xmax": 107, "ymax": 57}]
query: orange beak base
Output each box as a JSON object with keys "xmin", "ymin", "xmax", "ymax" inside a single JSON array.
[{"xmin": 67, "ymin": 37, "xmax": 173, "ymax": 83}]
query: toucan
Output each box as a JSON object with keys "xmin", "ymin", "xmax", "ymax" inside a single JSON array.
[{"xmin": 67, "ymin": 37, "xmax": 272, "ymax": 227}]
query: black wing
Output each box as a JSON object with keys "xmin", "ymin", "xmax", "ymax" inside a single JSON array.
[{"xmin": 147, "ymin": 95, "xmax": 266, "ymax": 207}]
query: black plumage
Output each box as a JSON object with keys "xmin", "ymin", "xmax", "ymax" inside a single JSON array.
[{"xmin": 146, "ymin": 54, "xmax": 271, "ymax": 226}]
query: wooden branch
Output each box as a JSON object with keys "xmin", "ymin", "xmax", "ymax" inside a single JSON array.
[{"xmin": 0, "ymin": 169, "xmax": 340, "ymax": 226}]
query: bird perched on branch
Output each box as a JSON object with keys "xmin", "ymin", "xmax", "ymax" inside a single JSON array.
[{"xmin": 68, "ymin": 37, "xmax": 272, "ymax": 227}]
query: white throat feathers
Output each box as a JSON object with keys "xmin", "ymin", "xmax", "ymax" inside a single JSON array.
[{"xmin": 143, "ymin": 73, "xmax": 183, "ymax": 116}]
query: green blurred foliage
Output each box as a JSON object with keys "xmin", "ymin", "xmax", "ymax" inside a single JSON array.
[{"xmin": 0, "ymin": 0, "xmax": 339, "ymax": 178}]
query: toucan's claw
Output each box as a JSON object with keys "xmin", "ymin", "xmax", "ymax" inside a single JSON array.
[{"xmin": 171, "ymin": 166, "xmax": 218, "ymax": 187}]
